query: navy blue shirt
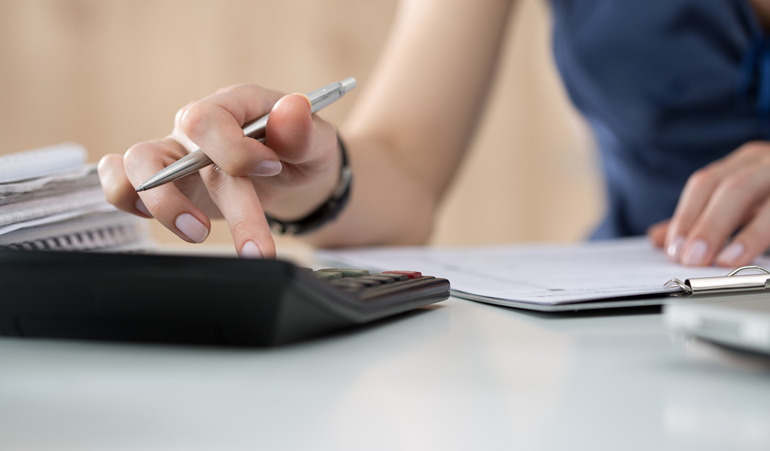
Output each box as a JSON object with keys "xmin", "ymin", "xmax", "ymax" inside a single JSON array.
[{"xmin": 550, "ymin": 0, "xmax": 769, "ymax": 238}]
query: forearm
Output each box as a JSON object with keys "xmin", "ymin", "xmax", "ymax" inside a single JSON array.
[
  {"xmin": 300, "ymin": 134, "xmax": 438, "ymax": 247},
  {"xmin": 307, "ymin": 0, "xmax": 516, "ymax": 246}
]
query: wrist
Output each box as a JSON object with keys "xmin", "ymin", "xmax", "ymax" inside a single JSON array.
[
  {"xmin": 264, "ymin": 157, "xmax": 340, "ymax": 219},
  {"xmin": 265, "ymin": 133, "xmax": 352, "ymax": 235}
]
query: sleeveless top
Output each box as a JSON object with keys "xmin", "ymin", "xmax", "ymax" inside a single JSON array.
[{"xmin": 549, "ymin": 0, "xmax": 769, "ymax": 238}]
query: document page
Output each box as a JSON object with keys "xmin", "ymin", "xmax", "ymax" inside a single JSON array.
[{"xmin": 319, "ymin": 238, "xmax": 770, "ymax": 306}]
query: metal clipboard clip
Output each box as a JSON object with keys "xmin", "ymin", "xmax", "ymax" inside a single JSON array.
[{"xmin": 664, "ymin": 266, "xmax": 770, "ymax": 297}]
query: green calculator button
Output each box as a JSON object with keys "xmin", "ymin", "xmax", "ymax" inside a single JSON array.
[{"xmin": 313, "ymin": 271, "xmax": 342, "ymax": 280}]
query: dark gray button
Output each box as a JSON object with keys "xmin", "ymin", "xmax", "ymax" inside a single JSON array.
[
  {"xmin": 329, "ymin": 278, "xmax": 367, "ymax": 289},
  {"xmin": 319, "ymin": 268, "xmax": 370, "ymax": 277},
  {"xmin": 354, "ymin": 277, "xmax": 388, "ymax": 286},
  {"xmin": 371, "ymin": 273, "xmax": 408, "ymax": 281},
  {"xmin": 360, "ymin": 275, "xmax": 395, "ymax": 284},
  {"xmin": 345, "ymin": 278, "xmax": 382, "ymax": 287}
]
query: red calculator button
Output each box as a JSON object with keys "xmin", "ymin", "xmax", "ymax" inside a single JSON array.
[{"xmin": 383, "ymin": 270, "xmax": 422, "ymax": 279}]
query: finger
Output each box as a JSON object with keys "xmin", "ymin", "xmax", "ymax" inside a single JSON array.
[
  {"xmin": 169, "ymin": 101, "xmax": 198, "ymax": 153},
  {"xmin": 666, "ymin": 164, "xmax": 727, "ymax": 261},
  {"xmin": 123, "ymin": 140, "xmax": 212, "ymax": 243},
  {"xmin": 98, "ymin": 154, "xmax": 151, "ymax": 218},
  {"xmin": 181, "ymin": 84, "xmax": 283, "ymax": 177},
  {"xmin": 198, "ymin": 167, "xmax": 276, "ymax": 259},
  {"xmin": 265, "ymin": 94, "xmax": 317, "ymax": 164},
  {"xmin": 646, "ymin": 219, "xmax": 669, "ymax": 248},
  {"xmin": 717, "ymin": 196, "xmax": 770, "ymax": 267},
  {"xmin": 258, "ymin": 95, "xmax": 339, "ymax": 193},
  {"xmin": 665, "ymin": 145, "xmax": 768, "ymax": 260},
  {"xmin": 680, "ymin": 164, "xmax": 770, "ymax": 266}
]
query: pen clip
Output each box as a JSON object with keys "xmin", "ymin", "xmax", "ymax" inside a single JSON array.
[{"xmin": 664, "ymin": 265, "xmax": 770, "ymax": 296}]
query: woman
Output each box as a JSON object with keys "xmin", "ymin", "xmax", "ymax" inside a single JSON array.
[{"xmin": 98, "ymin": 0, "xmax": 770, "ymax": 267}]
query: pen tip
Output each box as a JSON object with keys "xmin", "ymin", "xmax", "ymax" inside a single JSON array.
[
  {"xmin": 340, "ymin": 77, "xmax": 357, "ymax": 93},
  {"xmin": 135, "ymin": 185, "xmax": 145, "ymax": 193}
]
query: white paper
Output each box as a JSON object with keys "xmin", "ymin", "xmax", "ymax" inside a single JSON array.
[
  {"xmin": 0, "ymin": 164, "xmax": 97, "ymax": 196},
  {"xmin": 0, "ymin": 142, "xmax": 87, "ymax": 183},
  {"xmin": 319, "ymin": 238, "xmax": 770, "ymax": 306},
  {"xmin": 0, "ymin": 186, "xmax": 106, "ymax": 227}
]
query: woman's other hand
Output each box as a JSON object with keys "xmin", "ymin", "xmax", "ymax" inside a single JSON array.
[{"xmin": 648, "ymin": 141, "xmax": 770, "ymax": 266}]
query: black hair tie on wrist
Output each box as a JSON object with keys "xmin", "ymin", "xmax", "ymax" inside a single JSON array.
[{"xmin": 265, "ymin": 132, "xmax": 352, "ymax": 235}]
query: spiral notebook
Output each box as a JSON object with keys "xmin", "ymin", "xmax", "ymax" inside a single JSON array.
[
  {"xmin": 0, "ymin": 211, "xmax": 152, "ymax": 252},
  {"xmin": 0, "ymin": 143, "xmax": 154, "ymax": 252}
]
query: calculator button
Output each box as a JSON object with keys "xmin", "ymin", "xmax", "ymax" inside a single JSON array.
[
  {"xmin": 383, "ymin": 270, "xmax": 422, "ymax": 279},
  {"xmin": 347, "ymin": 277, "xmax": 384, "ymax": 287},
  {"xmin": 360, "ymin": 275, "xmax": 396, "ymax": 284},
  {"xmin": 313, "ymin": 271, "xmax": 342, "ymax": 280},
  {"xmin": 328, "ymin": 278, "xmax": 361, "ymax": 285},
  {"xmin": 319, "ymin": 268, "xmax": 370, "ymax": 277},
  {"xmin": 371, "ymin": 273, "xmax": 408, "ymax": 281},
  {"xmin": 337, "ymin": 286, "xmax": 366, "ymax": 292},
  {"xmin": 328, "ymin": 279, "xmax": 368, "ymax": 289}
]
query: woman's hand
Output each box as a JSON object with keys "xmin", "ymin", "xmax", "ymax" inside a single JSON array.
[
  {"xmin": 648, "ymin": 141, "xmax": 770, "ymax": 267},
  {"xmin": 98, "ymin": 84, "xmax": 340, "ymax": 258}
]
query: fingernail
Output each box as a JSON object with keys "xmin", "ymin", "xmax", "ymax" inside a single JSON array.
[
  {"xmin": 718, "ymin": 242, "xmax": 744, "ymax": 266},
  {"xmin": 135, "ymin": 198, "xmax": 152, "ymax": 217},
  {"xmin": 175, "ymin": 213, "xmax": 209, "ymax": 243},
  {"xmin": 667, "ymin": 235, "xmax": 685, "ymax": 261},
  {"xmin": 682, "ymin": 239, "xmax": 708, "ymax": 266},
  {"xmin": 292, "ymin": 93, "xmax": 312, "ymax": 111},
  {"xmin": 240, "ymin": 240, "xmax": 263, "ymax": 259},
  {"xmin": 250, "ymin": 160, "xmax": 282, "ymax": 177}
]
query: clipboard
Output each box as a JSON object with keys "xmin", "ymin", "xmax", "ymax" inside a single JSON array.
[
  {"xmin": 457, "ymin": 266, "xmax": 770, "ymax": 312},
  {"xmin": 665, "ymin": 266, "xmax": 770, "ymax": 297}
]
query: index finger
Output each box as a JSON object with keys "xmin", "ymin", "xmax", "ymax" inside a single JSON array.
[
  {"xmin": 198, "ymin": 166, "xmax": 276, "ymax": 259},
  {"xmin": 181, "ymin": 84, "xmax": 285, "ymax": 177}
]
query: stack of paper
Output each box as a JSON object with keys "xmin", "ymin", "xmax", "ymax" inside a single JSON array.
[{"xmin": 0, "ymin": 143, "xmax": 153, "ymax": 252}]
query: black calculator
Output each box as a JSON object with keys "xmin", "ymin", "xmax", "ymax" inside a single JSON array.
[{"xmin": 0, "ymin": 250, "xmax": 450, "ymax": 346}]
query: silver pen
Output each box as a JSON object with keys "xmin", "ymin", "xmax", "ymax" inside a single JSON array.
[{"xmin": 136, "ymin": 77, "xmax": 357, "ymax": 192}]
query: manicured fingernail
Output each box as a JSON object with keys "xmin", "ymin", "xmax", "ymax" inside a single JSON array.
[
  {"xmin": 175, "ymin": 213, "xmax": 208, "ymax": 243},
  {"xmin": 682, "ymin": 239, "xmax": 708, "ymax": 266},
  {"xmin": 292, "ymin": 93, "xmax": 312, "ymax": 110},
  {"xmin": 718, "ymin": 242, "xmax": 744, "ymax": 266},
  {"xmin": 250, "ymin": 160, "xmax": 282, "ymax": 177},
  {"xmin": 135, "ymin": 198, "xmax": 152, "ymax": 217},
  {"xmin": 240, "ymin": 240, "xmax": 263, "ymax": 259},
  {"xmin": 667, "ymin": 235, "xmax": 685, "ymax": 261}
]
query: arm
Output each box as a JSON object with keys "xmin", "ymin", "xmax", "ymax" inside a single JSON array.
[{"xmin": 280, "ymin": 0, "xmax": 517, "ymax": 246}]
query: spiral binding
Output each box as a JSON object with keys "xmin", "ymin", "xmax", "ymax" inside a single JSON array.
[{"xmin": 0, "ymin": 222, "xmax": 142, "ymax": 252}]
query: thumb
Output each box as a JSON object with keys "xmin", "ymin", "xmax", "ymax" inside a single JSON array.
[{"xmin": 265, "ymin": 93, "xmax": 315, "ymax": 164}]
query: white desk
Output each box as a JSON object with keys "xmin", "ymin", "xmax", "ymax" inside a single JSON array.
[{"xmin": 1, "ymin": 250, "xmax": 770, "ymax": 450}]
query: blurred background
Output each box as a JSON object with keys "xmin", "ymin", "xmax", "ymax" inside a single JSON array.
[{"xmin": 0, "ymin": 0, "xmax": 602, "ymax": 248}]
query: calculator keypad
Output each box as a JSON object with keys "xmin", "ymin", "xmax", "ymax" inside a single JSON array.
[{"xmin": 313, "ymin": 268, "xmax": 434, "ymax": 293}]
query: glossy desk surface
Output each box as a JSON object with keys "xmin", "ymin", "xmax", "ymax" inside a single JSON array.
[{"xmin": 1, "ymin": 249, "xmax": 770, "ymax": 450}]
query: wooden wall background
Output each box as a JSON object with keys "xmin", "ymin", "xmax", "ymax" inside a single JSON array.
[{"xmin": 0, "ymin": 0, "xmax": 603, "ymax": 249}]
